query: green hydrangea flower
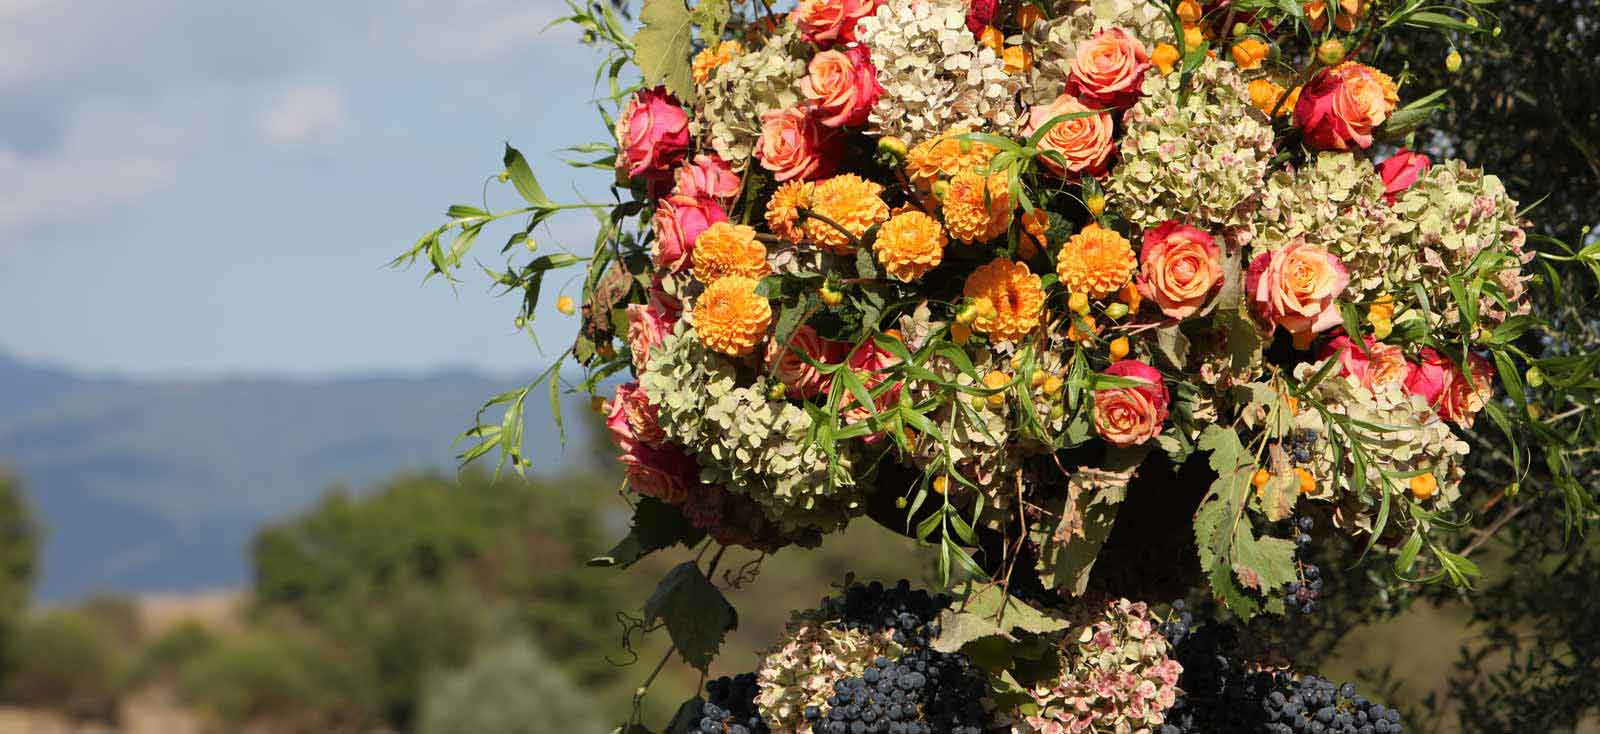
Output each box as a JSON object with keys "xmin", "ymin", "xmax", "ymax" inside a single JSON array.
[
  {"xmin": 1108, "ymin": 59, "xmax": 1276, "ymax": 237},
  {"xmin": 691, "ymin": 23, "xmax": 806, "ymax": 170}
]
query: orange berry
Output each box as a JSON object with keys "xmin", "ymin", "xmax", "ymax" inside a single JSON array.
[
  {"xmin": 932, "ymin": 475, "xmax": 949, "ymax": 494},
  {"xmin": 557, "ymin": 295, "xmax": 577, "ymax": 315},
  {"xmin": 1252, "ymin": 469, "xmax": 1271, "ymax": 489},
  {"xmin": 951, "ymin": 322, "xmax": 972, "ymax": 344},
  {"xmin": 1177, "ymin": 0, "xmax": 1204, "ymax": 24},
  {"xmin": 983, "ymin": 370, "xmax": 1010, "ymax": 407},
  {"xmin": 1043, "ymin": 374, "xmax": 1065, "ymax": 397},
  {"xmin": 1016, "ymin": 4, "xmax": 1044, "ymax": 28},
  {"xmin": 1109, "ymin": 337, "xmax": 1130, "ymax": 361},
  {"xmin": 979, "ymin": 25, "xmax": 1004, "ymax": 54},
  {"xmin": 1295, "ymin": 468, "xmax": 1316, "ymax": 495},
  {"xmin": 1152, "ymin": 43, "xmax": 1182, "ymax": 75},
  {"xmin": 1410, "ymin": 473, "xmax": 1438, "ymax": 500}
]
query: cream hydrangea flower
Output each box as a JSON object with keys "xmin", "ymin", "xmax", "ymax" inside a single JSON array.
[
  {"xmin": 855, "ymin": 0, "xmax": 1024, "ymax": 145},
  {"xmin": 755, "ymin": 611, "xmax": 901, "ymax": 734},
  {"xmin": 693, "ymin": 23, "xmax": 807, "ymax": 170}
]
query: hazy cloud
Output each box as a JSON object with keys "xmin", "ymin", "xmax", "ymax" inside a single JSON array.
[{"xmin": 259, "ymin": 82, "xmax": 351, "ymax": 147}]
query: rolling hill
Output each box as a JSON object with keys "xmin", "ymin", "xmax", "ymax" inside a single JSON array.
[{"xmin": 0, "ymin": 353, "xmax": 585, "ymax": 601}]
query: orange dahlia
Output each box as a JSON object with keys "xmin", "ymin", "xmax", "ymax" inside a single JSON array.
[
  {"xmin": 943, "ymin": 170, "xmax": 1014, "ymax": 244},
  {"xmin": 1057, "ymin": 223, "xmax": 1136, "ymax": 300},
  {"xmin": 692, "ymin": 40, "xmax": 743, "ymax": 85},
  {"xmin": 805, "ymin": 174, "xmax": 890, "ymax": 254},
  {"xmin": 874, "ymin": 211, "xmax": 947, "ymax": 282},
  {"xmin": 766, "ymin": 180, "xmax": 813, "ymax": 243},
  {"xmin": 694, "ymin": 276, "xmax": 772, "ymax": 357},
  {"xmin": 693, "ymin": 222, "xmax": 771, "ymax": 284},
  {"xmin": 905, "ymin": 127, "xmax": 1001, "ymax": 192},
  {"xmin": 963, "ymin": 258, "xmax": 1045, "ymax": 343}
]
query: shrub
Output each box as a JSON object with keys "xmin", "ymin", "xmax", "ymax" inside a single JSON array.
[
  {"xmin": 4, "ymin": 609, "xmax": 127, "ymax": 720},
  {"xmin": 418, "ymin": 637, "xmax": 603, "ymax": 734}
]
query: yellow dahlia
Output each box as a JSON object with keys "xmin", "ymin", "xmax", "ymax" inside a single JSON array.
[
  {"xmin": 942, "ymin": 170, "xmax": 1013, "ymax": 244},
  {"xmin": 804, "ymin": 174, "xmax": 890, "ymax": 254},
  {"xmin": 694, "ymin": 276, "xmax": 772, "ymax": 357},
  {"xmin": 1056, "ymin": 223, "xmax": 1136, "ymax": 300},
  {"xmin": 766, "ymin": 180, "xmax": 814, "ymax": 243},
  {"xmin": 905, "ymin": 127, "xmax": 1001, "ymax": 192},
  {"xmin": 692, "ymin": 40, "xmax": 743, "ymax": 85},
  {"xmin": 693, "ymin": 222, "xmax": 771, "ymax": 284},
  {"xmin": 874, "ymin": 211, "xmax": 947, "ymax": 282},
  {"xmin": 963, "ymin": 258, "xmax": 1045, "ymax": 343}
]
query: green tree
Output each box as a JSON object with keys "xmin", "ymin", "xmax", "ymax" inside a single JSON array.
[
  {"xmin": 419, "ymin": 637, "xmax": 604, "ymax": 734},
  {"xmin": 0, "ymin": 471, "xmax": 38, "ymax": 678}
]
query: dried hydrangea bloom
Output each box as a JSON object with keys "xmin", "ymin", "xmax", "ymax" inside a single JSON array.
[
  {"xmin": 1021, "ymin": 0, "xmax": 1173, "ymax": 105},
  {"xmin": 1249, "ymin": 152, "xmax": 1413, "ymax": 305},
  {"xmin": 1392, "ymin": 159, "xmax": 1533, "ymax": 331},
  {"xmin": 1109, "ymin": 57, "xmax": 1276, "ymax": 239},
  {"xmin": 642, "ymin": 327, "xmax": 866, "ymax": 535},
  {"xmin": 693, "ymin": 23, "xmax": 807, "ymax": 169},
  {"xmin": 1293, "ymin": 364, "xmax": 1470, "ymax": 523},
  {"xmin": 755, "ymin": 612, "xmax": 902, "ymax": 734},
  {"xmin": 855, "ymin": 0, "xmax": 1023, "ymax": 145},
  {"xmin": 1018, "ymin": 598, "xmax": 1182, "ymax": 734}
]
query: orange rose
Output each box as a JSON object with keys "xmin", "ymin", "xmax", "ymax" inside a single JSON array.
[
  {"xmin": 1136, "ymin": 221, "xmax": 1223, "ymax": 319},
  {"xmin": 1439, "ymin": 353, "xmax": 1494, "ymax": 426},
  {"xmin": 1065, "ymin": 28, "xmax": 1153, "ymax": 109},
  {"xmin": 1245, "ymin": 242, "xmax": 1350, "ymax": 347},
  {"xmin": 1294, "ymin": 62, "xmax": 1399, "ymax": 151},
  {"xmin": 1093, "ymin": 360, "xmax": 1170, "ymax": 448},
  {"xmin": 756, "ymin": 107, "xmax": 841, "ymax": 182},
  {"xmin": 800, "ymin": 46, "xmax": 882, "ymax": 128},
  {"xmin": 1022, "ymin": 93, "xmax": 1115, "ymax": 179}
]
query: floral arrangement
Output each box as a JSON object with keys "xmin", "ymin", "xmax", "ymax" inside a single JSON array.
[{"xmin": 396, "ymin": 0, "xmax": 1594, "ymax": 730}]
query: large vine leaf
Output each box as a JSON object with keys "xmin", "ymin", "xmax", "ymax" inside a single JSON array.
[
  {"xmin": 634, "ymin": 0, "xmax": 696, "ymax": 103},
  {"xmin": 689, "ymin": 0, "xmax": 731, "ymax": 41},
  {"xmin": 1037, "ymin": 445, "xmax": 1150, "ymax": 595},
  {"xmin": 589, "ymin": 497, "xmax": 705, "ymax": 569},
  {"xmin": 644, "ymin": 562, "xmax": 737, "ymax": 671},
  {"xmin": 1194, "ymin": 426, "xmax": 1296, "ymax": 619},
  {"xmin": 931, "ymin": 583, "xmax": 1069, "ymax": 654}
]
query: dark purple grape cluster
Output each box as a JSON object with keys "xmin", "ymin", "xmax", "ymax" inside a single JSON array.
[
  {"xmin": 1261, "ymin": 675, "xmax": 1407, "ymax": 734},
  {"xmin": 807, "ymin": 647, "xmax": 988, "ymax": 734},
  {"xmin": 818, "ymin": 579, "xmax": 951, "ymax": 647},
  {"xmin": 1285, "ymin": 515, "xmax": 1322, "ymax": 616},
  {"xmin": 692, "ymin": 672, "xmax": 769, "ymax": 734}
]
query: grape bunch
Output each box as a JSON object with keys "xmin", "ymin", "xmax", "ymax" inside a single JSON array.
[
  {"xmin": 819, "ymin": 579, "xmax": 951, "ymax": 646},
  {"xmin": 1262, "ymin": 676, "xmax": 1407, "ymax": 734},
  {"xmin": 807, "ymin": 648, "xmax": 990, "ymax": 734},
  {"xmin": 1284, "ymin": 516, "xmax": 1323, "ymax": 616},
  {"xmin": 693, "ymin": 672, "xmax": 769, "ymax": 734}
]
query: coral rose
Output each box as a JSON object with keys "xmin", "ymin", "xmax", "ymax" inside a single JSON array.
[
  {"xmin": 874, "ymin": 210, "xmax": 947, "ymax": 282},
  {"xmin": 756, "ymin": 107, "xmax": 841, "ymax": 183},
  {"xmin": 1321, "ymin": 334, "xmax": 1409, "ymax": 392},
  {"xmin": 615, "ymin": 86, "xmax": 690, "ymax": 186},
  {"xmin": 792, "ymin": 0, "xmax": 881, "ymax": 46},
  {"xmin": 673, "ymin": 154, "xmax": 742, "ymax": 203},
  {"xmin": 694, "ymin": 276, "xmax": 773, "ymax": 357},
  {"xmin": 605, "ymin": 381, "xmax": 666, "ymax": 451},
  {"xmin": 626, "ymin": 290, "xmax": 679, "ymax": 372},
  {"xmin": 1093, "ymin": 360, "xmax": 1170, "ymax": 448},
  {"xmin": 765, "ymin": 325, "xmax": 846, "ymax": 399},
  {"xmin": 1439, "ymin": 353, "xmax": 1494, "ymax": 426},
  {"xmin": 652, "ymin": 193, "xmax": 728, "ymax": 272},
  {"xmin": 1294, "ymin": 62, "xmax": 1399, "ymax": 151},
  {"xmin": 1245, "ymin": 242, "xmax": 1350, "ymax": 347},
  {"xmin": 963, "ymin": 258, "xmax": 1045, "ymax": 343},
  {"xmin": 1022, "ymin": 93, "xmax": 1115, "ymax": 179},
  {"xmin": 800, "ymin": 45, "xmax": 883, "ymax": 128},
  {"xmin": 1375, "ymin": 149, "xmax": 1431, "ymax": 204},
  {"xmin": 622, "ymin": 442, "xmax": 699, "ymax": 505},
  {"xmin": 692, "ymin": 222, "xmax": 771, "ymax": 284},
  {"xmin": 1058, "ymin": 223, "xmax": 1137, "ymax": 300},
  {"xmin": 1065, "ymin": 28, "xmax": 1153, "ymax": 109},
  {"xmin": 1136, "ymin": 222, "xmax": 1222, "ymax": 319}
]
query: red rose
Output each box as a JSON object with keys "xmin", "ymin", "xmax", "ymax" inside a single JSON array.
[
  {"xmin": 615, "ymin": 86, "xmax": 690, "ymax": 187},
  {"xmin": 1403, "ymin": 347, "xmax": 1450, "ymax": 405},
  {"xmin": 1375, "ymin": 149, "xmax": 1431, "ymax": 204},
  {"xmin": 1293, "ymin": 63, "xmax": 1398, "ymax": 151},
  {"xmin": 965, "ymin": 0, "xmax": 998, "ymax": 35}
]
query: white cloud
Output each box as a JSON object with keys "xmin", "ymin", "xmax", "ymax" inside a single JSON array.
[
  {"xmin": 258, "ymin": 82, "xmax": 351, "ymax": 147},
  {"xmin": 373, "ymin": 0, "xmax": 576, "ymax": 63}
]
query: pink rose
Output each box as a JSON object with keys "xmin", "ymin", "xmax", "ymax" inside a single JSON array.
[
  {"xmin": 1376, "ymin": 149, "xmax": 1431, "ymax": 204},
  {"xmin": 1439, "ymin": 353, "xmax": 1494, "ymax": 426},
  {"xmin": 1137, "ymin": 222, "xmax": 1223, "ymax": 319},
  {"xmin": 622, "ymin": 443, "xmax": 699, "ymax": 505},
  {"xmin": 626, "ymin": 291, "xmax": 679, "ymax": 371},
  {"xmin": 605, "ymin": 382, "xmax": 666, "ymax": 451},
  {"xmin": 1022, "ymin": 93, "xmax": 1115, "ymax": 179},
  {"xmin": 765, "ymin": 325, "xmax": 847, "ymax": 399},
  {"xmin": 1093, "ymin": 359, "xmax": 1170, "ymax": 448},
  {"xmin": 800, "ymin": 46, "xmax": 882, "ymax": 128},
  {"xmin": 651, "ymin": 193, "xmax": 728, "ymax": 272},
  {"xmin": 615, "ymin": 86, "xmax": 690, "ymax": 186},
  {"xmin": 672, "ymin": 154, "xmax": 741, "ymax": 202},
  {"xmin": 756, "ymin": 107, "xmax": 840, "ymax": 182},
  {"xmin": 1245, "ymin": 242, "xmax": 1350, "ymax": 348},
  {"xmin": 1293, "ymin": 63, "xmax": 1398, "ymax": 151},
  {"xmin": 965, "ymin": 0, "xmax": 997, "ymax": 35},
  {"xmin": 1065, "ymin": 28, "xmax": 1153, "ymax": 109},
  {"xmin": 1320, "ymin": 334, "xmax": 1408, "ymax": 391},
  {"xmin": 1403, "ymin": 348, "xmax": 1450, "ymax": 405},
  {"xmin": 792, "ymin": 0, "xmax": 881, "ymax": 46}
]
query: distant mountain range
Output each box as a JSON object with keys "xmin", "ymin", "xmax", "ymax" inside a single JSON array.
[{"xmin": 0, "ymin": 353, "xmax": 585, "ymax": 601}]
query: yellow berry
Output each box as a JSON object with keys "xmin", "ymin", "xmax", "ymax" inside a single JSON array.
[
  {"xmin": 1043, "ymin": 374, "xmax": 1065, "ymax": 397},
  {"xmin": 1410, "ymin": 473, "xmax": 1438, "ymax": 500},
  {"xmin": 1104, "ymin": 302, "xmax": 1130, "ymax": 320},
  {"xmin": 984, "ymin": 370, "xmax": 1010, "ymax": 407},
  {"xmin": 1445, "ymin": 50, "xmax": 1463, "ymax": 73},
  {"xmin": 1031, "ymin": 369, "xmax": 1048, "ymax": 388},
  {"xmin": 1069, "ymin": 291, "xmax": 1090, "ymax": 315},
  {"xmin": 1109, "ymin": 337, "xmax": 1130, "ymax": 361},
  {"xmin": 895, "ymin": 496, "xmax": 909, "ymax": 509},
  {"xmin": 932, "ymin": 476, "xmax": 949, "ymax": 494},
  {"xmin": 820, "ymin": 285, "xmax": 844, "ymax": 307},
  {"xmin": 878, "ymin": 136, "xmax": 909, "ymax": 160},
  {"xmin": 557, "ymin": 295, "xmax": 577, "ymax": 315}
]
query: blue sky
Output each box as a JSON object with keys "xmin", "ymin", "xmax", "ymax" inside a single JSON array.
[{"xmin": 1, "ymin": 0, "xmax": 617, "ymax": 378}]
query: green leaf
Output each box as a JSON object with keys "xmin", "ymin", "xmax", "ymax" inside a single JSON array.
[
  {"xmin": 590, "ymin": 498, "xmax": 706, "ymax": 568},
  {"xmin": 633, "ymin": 0, "xmax": 696, "ymax": 103},
  {"xmin": 931, "ymin": 583, "xmax": 1070, "ymax": 654},
  {"xmin": 503, "ymin": 145, "xmax": 553, "ymax": 207},
  {"xmin": 1154, "ymin": 325, "xmax": 1190, "ymax": 370},
  {"xmin": 644, "ymin": 562, "xmax": 738, "ymax": 671},
  {"xmin": 688, "ymin": 0, "xmax": 731, "ymax": 40}
]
